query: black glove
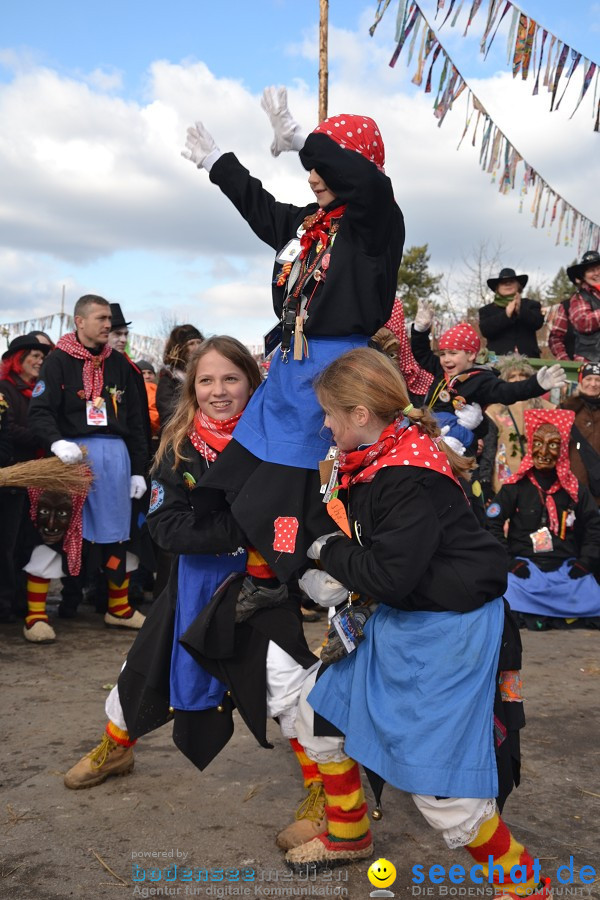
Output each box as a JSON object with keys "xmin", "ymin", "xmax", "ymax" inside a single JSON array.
[
  {"xmin": 510, "ymin": 559, "xmax": 531, "ymax": 580},
  {"xmin": 567, "ymin": 560, "xmax": 590, "ymax": 580}
]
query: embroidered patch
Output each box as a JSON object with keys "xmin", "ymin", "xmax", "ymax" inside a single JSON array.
[
  {"xmin": 149, "ymin": 480, "xmax": 165, "ymax": 514},
  {"xmin": 32, "ymin": 380, "xmax": 45, "ymax": 398},
  {"xmin": 486, "ymin": 502, "xmax": 501, "ymax": 518},
  {"xmin": 273, "ymin": 516, "xmax": 299, "ymax": 553}
]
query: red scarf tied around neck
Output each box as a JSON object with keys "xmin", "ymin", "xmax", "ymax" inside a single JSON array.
[
  {"xmin": 339, "ymin": 419, "xmax": 460, "ymax": 488},
  {"xmin": 187, "ymin": 409, "xmax": 242, "ymax": 462},
  {"xmin": 56, "ymin": 332, "xmax": 112, "ymax": 401}
]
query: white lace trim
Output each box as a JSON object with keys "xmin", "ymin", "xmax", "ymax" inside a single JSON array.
[{"xmin": 443, "ymin": 799, "xmax": 497, "ymax": 849}]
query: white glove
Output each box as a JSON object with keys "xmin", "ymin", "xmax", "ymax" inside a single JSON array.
[
  {"xmin": 298, "ymin": 569, "xmax": 348, "ymax": 608},
  {"xmin": 50, "ymin": 440, "xmax": 83, "ymax": 464},
  {"xmin": 181, "ymin": 122, "xmax": 222, "ymax": 172},
  {"xmin": 413, "ymin": 300, "xmax": 434, "ymax": 332},
  {"xmin": 536, "ymin": 364, "xmax": 567, "ymax": 391},
  {"xmin": 455, "ymin": 402, "xmax": 483, "ymax": 430},
  {"xmin": 261, "ymin": 86, "xmax": 306, "ymax": 157},
  {"xmin": 307, "ymin": 531, "xmax": 344, "ymax": 561},
  {"xmin": 130, "ymin": 475, "xmax": 147, "ymax": 500},
  {"xmin": 440, "ymin": 428, "xmax": 466, "ymax": 456}
]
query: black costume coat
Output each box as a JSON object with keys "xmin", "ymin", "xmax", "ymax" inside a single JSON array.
[
  {"xmin": 28, "ymin": 346, "xmax": 147, "ymax": 476},
  {"xmin": 117, "ymin": 440, "xmax": 316, "ymax": 772},
  {"xmin": 478, "ymin": 298, "xmax": 544, "ymax": 357},
  {"xmin": 486, "ymin": 474, "xmax": 600, "ymax": 570}
]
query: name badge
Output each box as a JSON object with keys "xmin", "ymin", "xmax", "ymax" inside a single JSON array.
[
  {"xmin": 276, "ymin": 239, "xmax": 302, "ymax": 264},
  {"xmin": 86, "ymin": 398, "xmax": 108, "ymax": 426},
  {"xmin": 331, "ymin": 603, "xmax": 366, "ymax": 654},
  {"xmin": 530, "ymin": 526, "xmax": 553, "ymax": 553}
]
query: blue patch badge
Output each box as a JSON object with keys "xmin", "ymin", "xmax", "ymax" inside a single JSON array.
[
  {"xmin": 32, "ymin": 380, "xmax": 45, "ymax": 398},
  {"xmin": 486, "ymin": 502, "xmax": 501, "ymax": 518},
  {"xmin": 148, "ymin": 480, "xmax": 164, "ymax": 514}
]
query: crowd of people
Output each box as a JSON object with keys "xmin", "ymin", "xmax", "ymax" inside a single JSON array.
[{"xmin": 1, "ymin": 86, "xmax": 599, "ymax": 890}]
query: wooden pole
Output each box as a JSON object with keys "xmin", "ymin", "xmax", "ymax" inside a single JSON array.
[{"xmin": 318, "ymin": 0, "xmax": 329, "ymax": 122}]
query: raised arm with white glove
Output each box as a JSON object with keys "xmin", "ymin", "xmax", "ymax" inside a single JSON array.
[
  {"xmin": 536, "ymin": 364, "xmax": 567, "ymax": 391},
  {"xmin": 413, "ymin": 299, "xmax": 434, "ymax": 333},
  {"xmin": 130, "ymin": 475, "xmax": 147, "ymax": 500},
  {"xmin": 455, "ymin": 402, "xmax": 483, "ymax": 430},
  {"xmin": 261, "ymin": 86, "xmax": 306, "ymax": 157},
  {"xmin": 181, "ymin": 122, "xmax": 222, "ymax": 172},
  {"xmin": 50, "ymin": 440, "xmax": 83, "ymax": 465},
  {"xmin": 298, "ymin": 569, "xmax": 348, "ymax": 608}
]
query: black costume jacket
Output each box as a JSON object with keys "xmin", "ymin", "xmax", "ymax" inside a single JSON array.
[
  {"xmin": 0, "ymin": 376, "xmax": 42, "ymax": 463},
  {"xmin": 118, "ymin": 440, "xmax": 316, "ymax": 772},
  {"xmin": 210, "ymin": 135, "xmax": 405, "ymax": 337},
  {"xmin": 322, "ymin": 468, "xmax": 507, "ymax": 611},
  {"xmin": 486, "ymin": 473, "xmax": 600, "ymax": 569},
  {"xmin": 28, "ymin": 346, "xmax": 147, "ymax": 476},
  {"xmin": 411, "ymin": 327, "xmax": 546, "ymax": 414},
  {"xmin": 478, "ymin": 298, "xmax": 544, "ymax": 357}
]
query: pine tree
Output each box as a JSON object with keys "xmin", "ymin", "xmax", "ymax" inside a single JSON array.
[
  {"xmin": 545, "ymin": 264, "xmax": 576, "ymax": 305},
  {"xmin": 396, "ymin": 245, "xmax": 442, "ymax": 318}
]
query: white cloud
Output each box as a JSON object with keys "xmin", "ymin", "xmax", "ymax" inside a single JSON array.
[{"xmin": 0, "ymin": 19, "xmax": 598, "ymax": 341}]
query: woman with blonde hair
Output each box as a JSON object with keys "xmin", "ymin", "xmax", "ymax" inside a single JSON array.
[{"xmin": 284, "ymin": 348, "xmax": 549, "ymax": 899}]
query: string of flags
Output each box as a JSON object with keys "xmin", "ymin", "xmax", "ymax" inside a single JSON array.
[
  {"xmin": 371, "ymin": 0, "xmax": 600, "ymax": 131},
  {"xmin": 0, "ymin": 312, "xmax": 166, "ymax": 367},
  {"xmin": 369, "ymin": 0, "xmax": 600, "ymax": 252}
]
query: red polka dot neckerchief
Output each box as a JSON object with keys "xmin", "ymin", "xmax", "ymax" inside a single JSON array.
[{"xmin": 338, "ymin": 420, "xmax": 460, "ymax": 488}]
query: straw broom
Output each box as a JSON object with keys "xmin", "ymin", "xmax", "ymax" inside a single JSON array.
[{"xmin": 0, "ymin": 453, "xmax": 93, "ymax": 494}]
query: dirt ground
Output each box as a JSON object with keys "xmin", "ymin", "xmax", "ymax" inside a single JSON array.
[{"xmin": 1, "ymin": 592, "xmax": 598, "ymax": 900}]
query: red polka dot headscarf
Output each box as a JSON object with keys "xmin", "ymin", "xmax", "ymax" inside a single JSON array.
[
  {"xmin": 312, "ymin": 115, "xmax": 385, "ymax": 172},
  {"xmin": 438, "ymin": 323, "xmax": 481, "ymax": 355}
]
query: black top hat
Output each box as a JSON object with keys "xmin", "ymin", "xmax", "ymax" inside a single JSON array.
[
  {"xmin": 487, "ymin": 267, "xmax": 529, "ymax": 291},
  {"xmin": 109, "ymin": 303, "xmax": 131, "ymax": 330},
  {"xmin": 2, "ymin": 333, "xmax": 52, "ymax": 361},
  {"xmin": 567, "ymin": 250, "xmax": 600, "ymax": 285}
]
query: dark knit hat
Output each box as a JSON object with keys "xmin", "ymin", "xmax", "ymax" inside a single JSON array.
[{"xmin": 135, "ymin": 359, "xmax": 156, "ymax": 374}]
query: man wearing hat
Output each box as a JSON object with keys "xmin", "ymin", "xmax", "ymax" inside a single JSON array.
[
  {"xmin": 28, "ymin": 294, "xmax": 148, "ymax": 633},
  {"xmin": 565, "ymin": 251, "xmax": 600, "ymax": 362},
  {"xmin": 478, "ymin": 267, "xmax": 544, "ymax": 357},
  {"xmin": 107, "ymin": 302, "xmax": 131, "ymax": 355}
]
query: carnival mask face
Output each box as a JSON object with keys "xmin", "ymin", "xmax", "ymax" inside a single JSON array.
[
  {"xmin": 37, "ymin": 490, "xmax": 73, "ymax": 545},
  {"xmin": 531, "ymin": 424, "xmax": 561, "ymax": 471}
]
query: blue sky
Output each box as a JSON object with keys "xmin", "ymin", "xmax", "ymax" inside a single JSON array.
[{"xmin": 1, "ymin": 0, "xmax": 599, "ymax": 349}]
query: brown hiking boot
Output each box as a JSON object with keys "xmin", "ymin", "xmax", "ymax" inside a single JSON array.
[
  {"xmin": 275, "ymin": 781, "xmax": 327, "ymax": 850},
  {"xmin": 64, "ymin": 734, "xmax": 134, "ymax": 790}
]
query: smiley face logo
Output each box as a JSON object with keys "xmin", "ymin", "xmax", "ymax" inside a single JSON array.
[{"xmin": 368, "ymin": 858, "xmax": 397, "ymax": 889}]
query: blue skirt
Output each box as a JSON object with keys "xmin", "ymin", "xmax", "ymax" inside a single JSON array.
[
  {"xmin": 233, "ymin": 334, "xmax": 369, "ymax": 470},
  {"xmin": 505, "ymin": 558, "xmax": 600, "ymax": 618},
  {"xmin": 170, "ymin": 550, "xmax": 246, "ymax": 711},
  {"xmin": 308, "ymin": 598, "xmax": 504, "ymax": 798},
  {"xmin": 75, "ymin": 435, "xmax": 131, "ymax": 543}
]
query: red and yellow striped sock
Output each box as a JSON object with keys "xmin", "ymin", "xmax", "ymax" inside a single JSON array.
[
  {"xmin": 25, "ymin": 576, "xmax": 51, "ymax": 628},
  {"xmin": 105, "ymin": 720, "xmax": 136, "ymax": 748},
  {"xmin": 317, "ymin": 758, "xmax": 370, "ymax": 844},
  {"xmin": 107, "ymin": 575, "xmax": 133, "ymax": 619},
  {"xmin": 246, "ymin": 547, "xmax": 277, "ymax": 581},
  {"xmin": 465, "ymin": 811, "xmax": 540, "ymax": 897},
  {"xmin": 289, "ymin": 738, "xmax": 322, "ymax": 789}
]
